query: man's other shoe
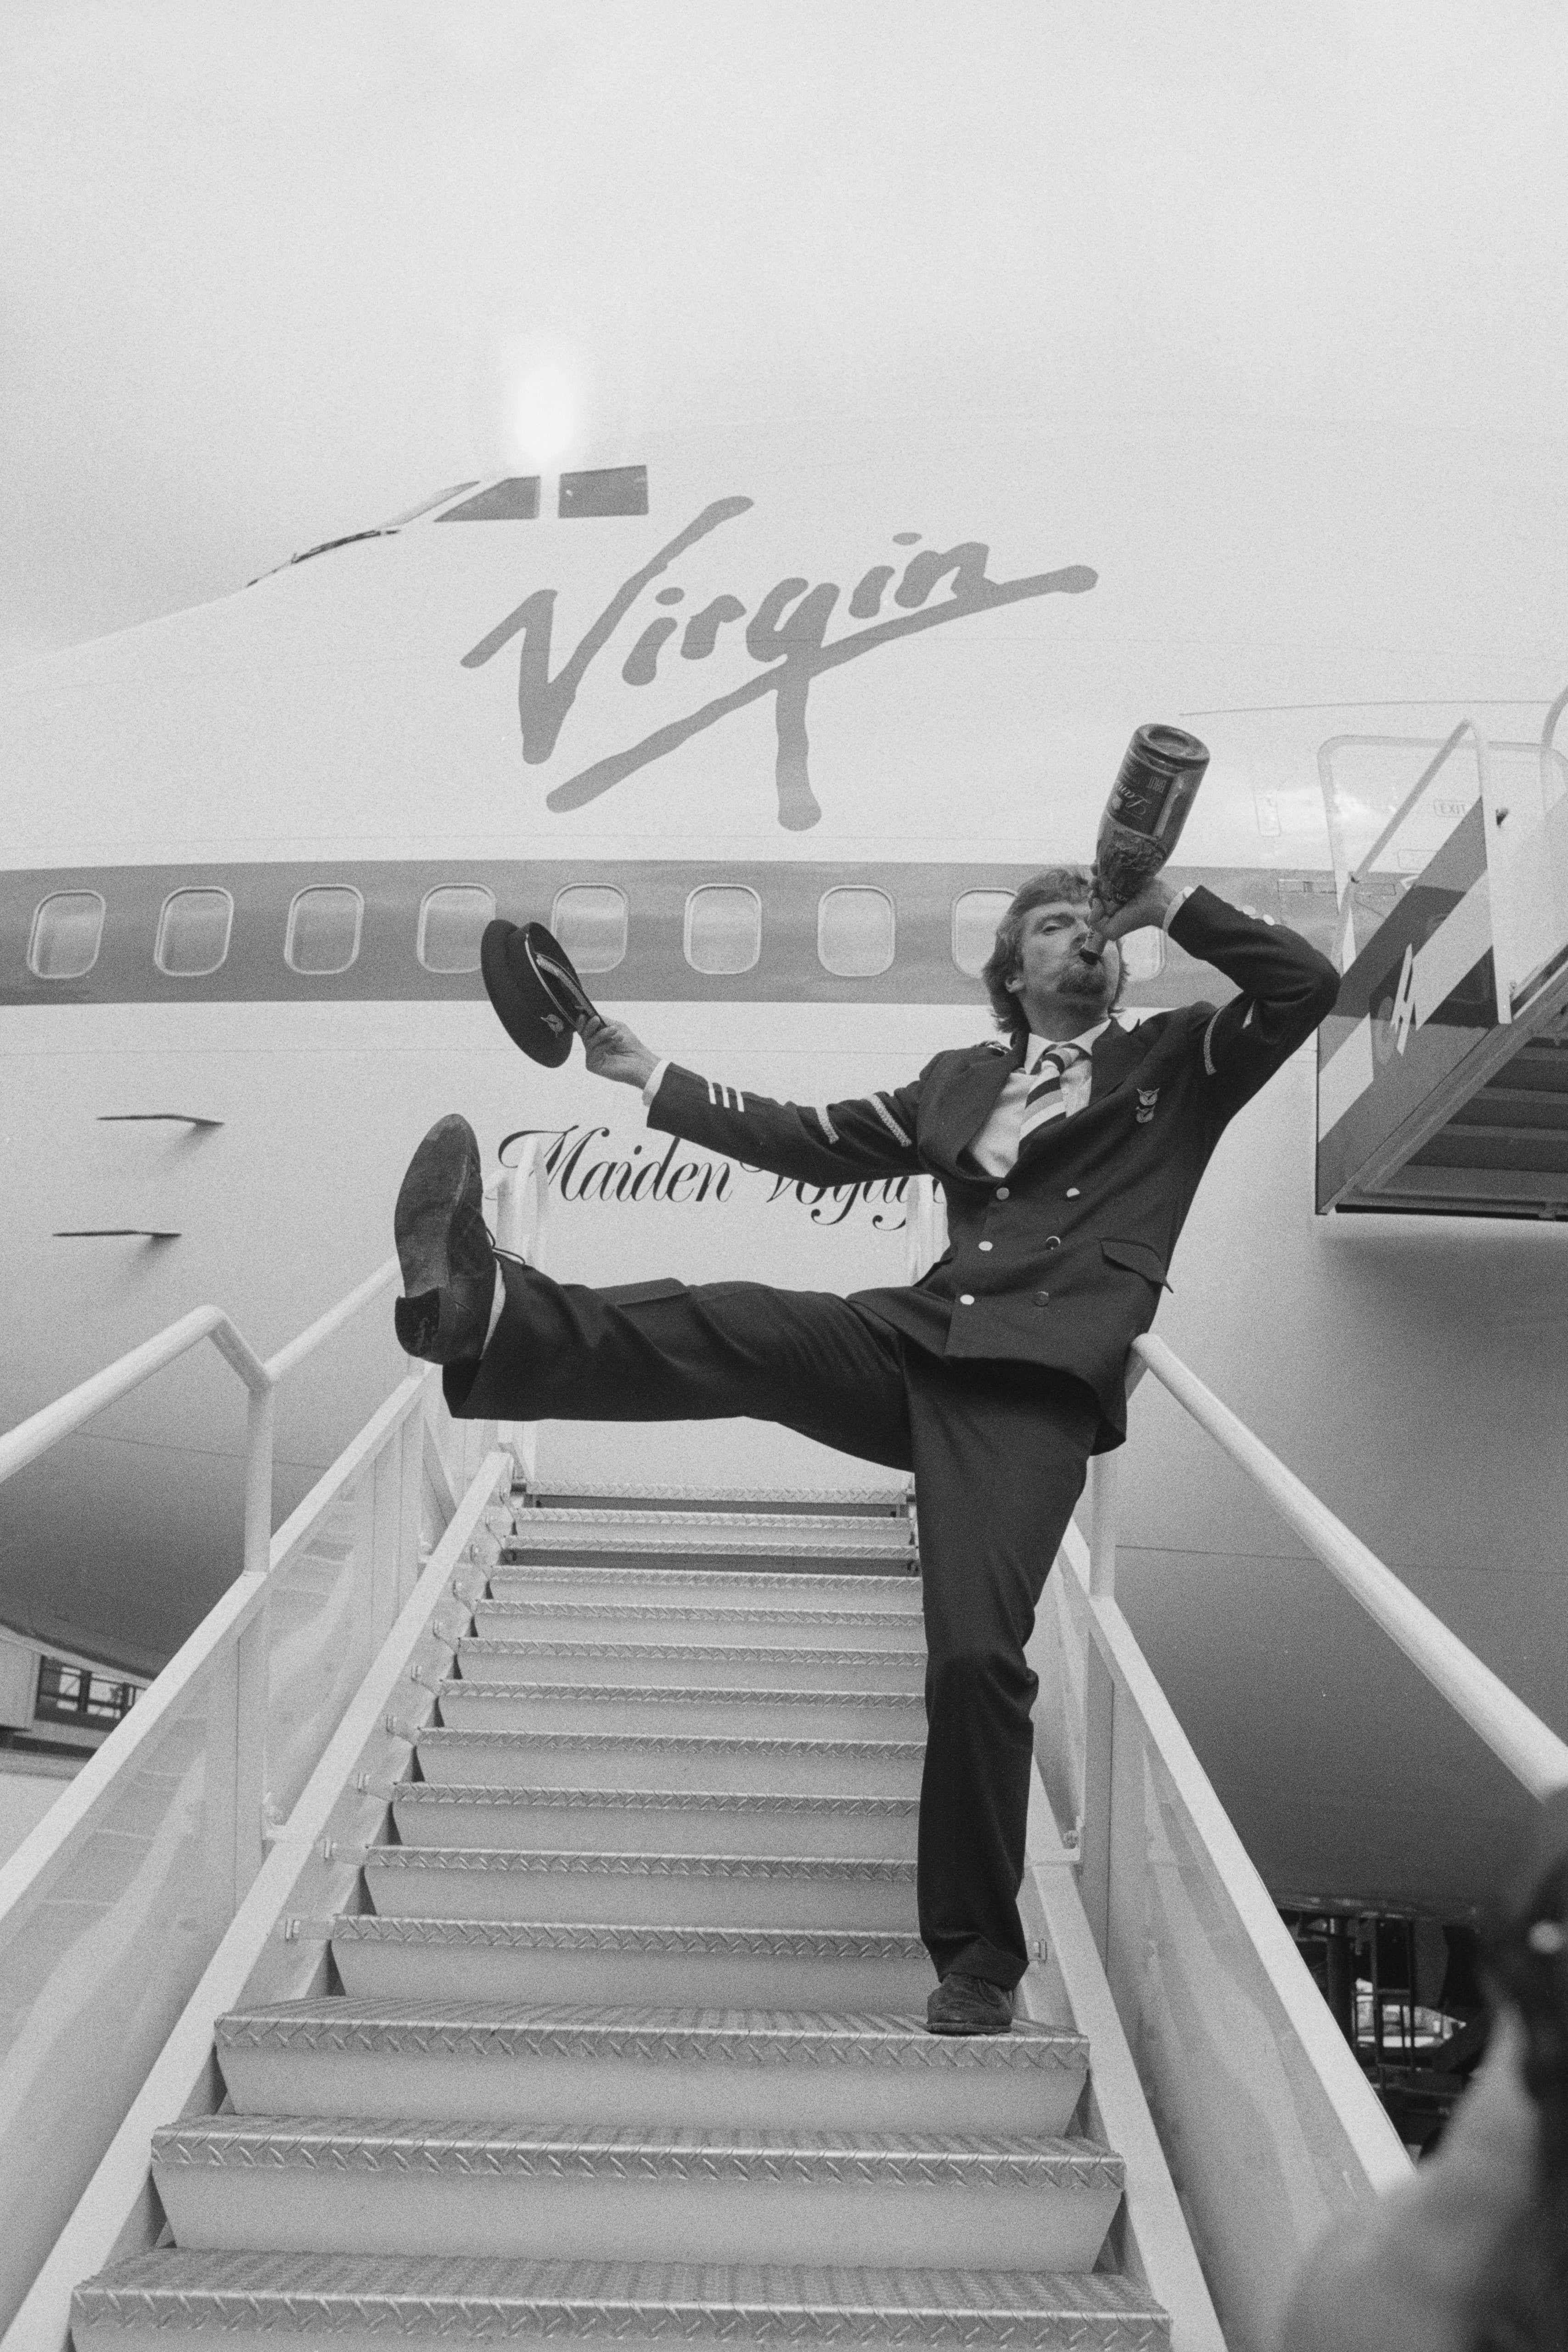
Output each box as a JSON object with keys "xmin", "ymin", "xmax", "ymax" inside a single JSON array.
[
  {"xmin": 393, "ymin": 1114, "xmax": 496, "ymax": 1365},
  {"xmin": 926, "ymin": 1973, "xmax": 1014, "ymax": 2036}
]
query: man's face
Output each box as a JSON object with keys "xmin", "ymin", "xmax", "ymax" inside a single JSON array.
[{"xmin": 1006, "ymin": 899, "xmax": 1120, "ymax": 1021}]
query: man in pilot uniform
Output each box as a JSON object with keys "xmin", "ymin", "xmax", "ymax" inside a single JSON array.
[{"xmin": 393, "ymin": 868, "xmax": 1340, "ymax": 2033}]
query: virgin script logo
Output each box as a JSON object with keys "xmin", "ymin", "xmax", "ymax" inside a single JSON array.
[{"xmin": 461, "ymin": 496, "xmax": 1096, "ymax": 830}]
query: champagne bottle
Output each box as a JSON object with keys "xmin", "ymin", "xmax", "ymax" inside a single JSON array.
[{"xmin": 1093, "ymin": 723, "xmax": 1210, "ymax": 914}]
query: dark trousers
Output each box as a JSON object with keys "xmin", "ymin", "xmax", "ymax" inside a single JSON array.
[{"xmin": 449, "ymin": 1261, "xmax": 1099, "ymax": 1990}]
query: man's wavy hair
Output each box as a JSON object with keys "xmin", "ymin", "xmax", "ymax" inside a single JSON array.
[{"xmin": 980, "ymin": 865, "xmax": 1124, "ymax": 1043}]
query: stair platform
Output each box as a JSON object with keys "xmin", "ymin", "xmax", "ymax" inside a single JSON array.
[
  {"xmin": 151, "ymin": 2115, "xmax": 1124, "ymax": 2271},
  {"xmin": 360, "ymin": 1847, "xmax": 920, "ymax": 1929},
  {"xmin": 433, "ymin": 1680, "xmax": 927, "ymax": 1743},
  {"xmin": 331, "ymin": 1921, "xmax": 938, "ymax": 2009},
  {"xmin": 390, "ymin": 1782, "xmax": 922, "ymax": 1859},
  {"xmin": 74, "ymin": 2248, "xmax": 1170, "ymax": 2352},
  {"xmin": 486, "ymin": 1568, "xmax": 922, "ymax": 1613},
  {"xmin": 471, "ymin": 1602, "xmax": 927, "ymax": 1653},
  {"xmin": 454, "ymin": 1640, "xmax": 925, "ymax": 1692},
  {"xmin": 412, "ymin": 1730, "xmax": 926, "ymax": 1800},
  {"xmin": 214, "ymin": 2000, "xmax": 1089, "ymax": 2135}
]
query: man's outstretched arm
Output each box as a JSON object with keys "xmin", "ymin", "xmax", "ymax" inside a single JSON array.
[
  {"xmin": 1160, "ymin": 886, "xmax": 1342, "ymax": 1127},
  {"xmin": 579, "ymin": 1014, "xmax": 927, "ymax": 1187}
]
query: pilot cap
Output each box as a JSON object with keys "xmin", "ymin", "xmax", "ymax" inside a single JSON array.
[{"xmin": 479, "ymin": 920, "xmax": 599, "ymax": 1068}]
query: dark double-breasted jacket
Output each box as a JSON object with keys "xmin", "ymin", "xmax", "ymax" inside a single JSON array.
[{"xmin": 647, "ymin": 886, "xmax": 1340, "ymax": 1449}]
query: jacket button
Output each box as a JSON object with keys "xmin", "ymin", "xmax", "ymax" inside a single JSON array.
[
  {"xmin": 995, "ymin": 1186, "xmax": 1010, "ymax": 1200},
  {"xmin": 1066, "ymin": 1187, "xmax": 1080, "ymax": 1198},
  {"xmin": 1035, "ymin": 1291, "xmax": 1050, "ymax": 1303},
  {"xmin": 959, "ymin": 1293, "xmax": 975, "ymax": 1306},
  {"xmin": 1044, "ymin": 1235, "xmax": 1061, "ymax": 1250},
  {"xmin": 978, "ymin": 1241, "xmax": 993, "ymax": 1252}
]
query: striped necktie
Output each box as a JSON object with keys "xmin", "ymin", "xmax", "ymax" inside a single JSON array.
[{"xmin": 1017, "ymin": 1043, "xmax": 1085, "ymax": 1155}]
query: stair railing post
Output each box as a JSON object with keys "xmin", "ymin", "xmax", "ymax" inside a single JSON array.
[
  {"xmin": 495, "ymin": 1145, "xmax": 546, "ymax": 1488},
  {"xmin": 1079, "ymin": 1452, "xmax": 1119, "ymax": 1961},
  {"xmin": 231, "ymin": 1380, "xmax": 276, "ymax": 1896}
]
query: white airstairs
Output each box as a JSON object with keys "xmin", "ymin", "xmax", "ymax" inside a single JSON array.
[{"xmin": 5, "ymin": 1154, "xmax": 1566, "ymax": 2352}]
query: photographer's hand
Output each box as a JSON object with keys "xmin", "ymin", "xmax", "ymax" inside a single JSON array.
[
  {"xmin": 579, "ymin": 1014, "xmax": 658, "ymax": 1090},
  {"xmin": 1280, "ymin": 2010, "xmax": 1538, "ymax": 2352}
]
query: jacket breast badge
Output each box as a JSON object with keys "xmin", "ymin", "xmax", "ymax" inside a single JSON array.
[{"xmin": 1135, "ymin": 1087, "xmax": 1160, "ymax": 1125}]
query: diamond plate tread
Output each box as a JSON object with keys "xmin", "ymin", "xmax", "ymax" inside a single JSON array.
[
  {"xmin": 487, "ymin": 1573, "xmax": 919, "ymax": 1602},
  {"xmin": 456, "ymin": 1643, "xmax": 923, "ymax": 1673},
  {"xmin": 331, "ymin": 1923, "xmax": 929, "ymax": 1963},
  {"xmin": 215, "ymin": 2002, "xmax": 1086, "ymax": 2074},
  {"xmin": 391, "ymin": 1787, "xmax": 920, "ymax": 1821},
  {"xmin": 74, "ymin": 2248, "xmax": 1167, "ymax": 2346},
  {"xmin": 475, "ymin": 1607, "xmax": 921, "ymax": 1632},
  {"xmin": 362, "ymin": 1850, "xmax": 917, "ymax": 1883},
  {"xmin": 434, "ymin": 1684, "xmax": 926, "ymax": 1716},
  {"xmin": 504, "ymin": 1513, "xmax": 910, "ymax": 1537},
  {"xmin": 520, "ymin": 1483, "xmax": 910, "ymax": 1505},
  {"xmin": 151, "ymin": 2116, "xmax": 1124, "ymax": 2193},
  {"xmin": 417, "ymin": 1732, "xmax": 927, "ymax": 1765}
]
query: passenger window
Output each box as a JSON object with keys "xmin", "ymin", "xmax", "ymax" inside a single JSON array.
[
  {"xmin": 418, "ymin": 885, "xmax": 495, "ymax": 974},
  {"xmin": 685, "ymin": 885, "xmax": 761, "ymax": 976},
  {"xmin": 551, "ymin": 884, "xmax": 628, "ymax": 974},
  {"xmin": 951, "ymin": 891, "xmax": 1014, "ymax": 978},
  {"xmin": 28, "ymin": 891, "xmax": 105, "ymax": 980},
  {"xmin": 818, "ymin": 887, "xmax": 895, "ymax": 977},
  {"xmin": 286, "ymin": 885, "xmax": 363, "ymax": 976},
  {"xmin": 155, "ymin": 888, "xmax": 233, "ymax": 977},
  {"xmin": 1118, "ymin": 928, "xmax": 1166, "ymax": 984}
]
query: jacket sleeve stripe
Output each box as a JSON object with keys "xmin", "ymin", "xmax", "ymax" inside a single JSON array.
[
  {"xmin": 814, "ymin": 1105, "xmax": 840, "ymax": 1146},
  {"xmin": 1203, "ymin": 1010, "xmax": 1222, "ymax": 1075},
  {"xmin": 871, "ymin": 1094, "xmax": 914, "ymax": 1148}
]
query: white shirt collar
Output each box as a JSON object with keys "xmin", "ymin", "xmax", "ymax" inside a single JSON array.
[{"xmin": 1025, "ymin": 1019, "xmax": 1111, "ymax": 1067}]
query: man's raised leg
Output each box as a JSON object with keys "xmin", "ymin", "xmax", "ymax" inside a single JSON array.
[{"xmin": 393, "ymin": 1115, "xmax": 911, "ymax": 1466}]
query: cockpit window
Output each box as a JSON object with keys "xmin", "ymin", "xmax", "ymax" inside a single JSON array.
[
  {"xmin": 382, "ymin": 481, "xmax": 478, "ymax": 526},
  {"xmin": 286, "ymin": 885, "xmax": 363, "ymax": 976},
  {"xmin": 818, "ymin": 886, "xmax": 895, "ymax": 977},
  {"xmin": 951, "ymin": 890, "xmax": 1014, "ymax": 977},
  {"xmin": 435, "ymin": 479, "xmax": 540, "ymax": 522},
  {"xmin": 551, "ymin": 884, "xmax": 628, "ymax": 974},
  {"xmin": 417, "ymin": 885, "xmax": 495, "ymax": 973},
  {"xmin": 685, "ymin": 886, "xmax": 761, "ymax": 976},
  {"xmin": 560, "ymin": 466, "xmax": 648, "ymax": 519},
  {"xmin": 155, "ymin": 888, "xmax": 233, "ymax": 978},
  {"xmin": 28, "ymin": 891, "xmax": 105, "ymax": 980}
]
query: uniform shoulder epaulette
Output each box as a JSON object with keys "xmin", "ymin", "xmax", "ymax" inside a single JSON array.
[{"xmin": 983, "ymin": 1038, "xmax": 1011, "ymax": 1054}]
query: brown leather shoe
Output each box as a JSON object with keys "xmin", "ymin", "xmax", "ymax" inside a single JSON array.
[
  {"xmin": 393, "ymin": 1114, "xmax": 496, "ymax": 1364},
  {"xmin": 926, "ymin": 1972, "xmax": 1014, "ymax": 2036}
]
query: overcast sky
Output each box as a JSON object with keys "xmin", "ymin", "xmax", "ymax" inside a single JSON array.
[{"xmin": 3, "ymin": 0, "xmax": 1565, "ymax": 670}]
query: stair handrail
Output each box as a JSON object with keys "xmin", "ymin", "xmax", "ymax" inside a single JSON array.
[
  {"xmin": 0, "ymin": 1255, "xmax": 400, "ymax": 1596},
  {"xmin": 1345, "ymin": 715, "xmax": 1492, "ymax": 896},
  {"xmin": 1107, "ymin": 1330, "xmax": 1568, "ymax": 1797}
]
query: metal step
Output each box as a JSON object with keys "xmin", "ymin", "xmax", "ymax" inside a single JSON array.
[
  {"xmin": 484, "ymin": 1568, "xmax": 922, "ymax": 1613},
  {"xmin": 470, "ymin": 1603, "xmax": 927, "ymax": 1653},
  {"xmin": 74, "ymin": 2247, "xmax": 1169, "ymax": 2352},
  {"xmin": 503, "ymin": 1508, "xmax": 912, "ymax": 1551},
  {"xmin": 360, "ymin": 1846, "xmax": 920, "ymax": 1930},
  {"xmin": 435, "ymin": 1681, "xmax": 928, "ymax": 1744},
  {"xmin": 517, "ymin": 1481, "xmax": 910, "ymax": 1514},
  {"xmin": 214, "ymin": 2001, "xmax": 1089, "ymax": 2136},
  {"xmin": 455, "ymin": 1640, "xmax": 925, "ymax": 1693},
  {"xmin": 413, "ymin": 1730, "xmax": 925, "ymax": 1800},
  {"xmin": 331, "ymin": 1920, "xmax": 937, "ymax": 2009},
  {"xmin": 391, "ymin": 1782, "xmax": 921, "ymax": 1859},
  {"xmin": 150, "ymin": 2116, "xmax": 1124, "ymax": 2272}
]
